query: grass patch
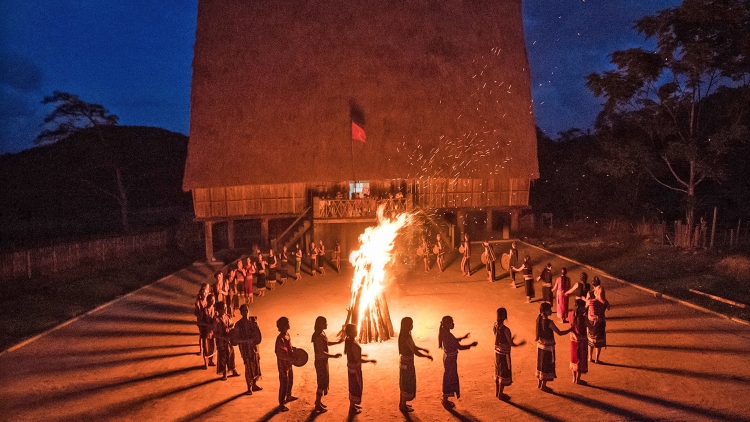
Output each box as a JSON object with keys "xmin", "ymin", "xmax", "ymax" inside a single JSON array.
[
  {"xmin": 0, "ymin": 247, "xmax": 200, "ymax": 351},
  {"xmin": 523, "ymin": 225, "xmax": 750, "ymax": 322}
]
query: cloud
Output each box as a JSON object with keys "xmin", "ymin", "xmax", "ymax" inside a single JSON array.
[{"xmin": 0, "ymin": 52, "xmax": 43, "ymax": 92}]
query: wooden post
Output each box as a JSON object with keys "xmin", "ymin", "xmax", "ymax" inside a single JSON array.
[
  {"xmin": 204, "ymin": 221, "xmax": 215, "ymax": 262},
  {"xmin": 261, "ymin": 218, "xmax": 270, "ymax": 248},
  {"xmin": 510, "ymin": 209, "xmax": 519, "ymax": 233},
  {"xmin": 710, "ymin": 207, "xmax": 717, "ymax": 249},
  {"xmin": 227, "ymin": 219, "xmax": 235, "ymax": 250},
  {"xmin": 26, "ymin": 250, "xmax": 32, "ymax": 279}
]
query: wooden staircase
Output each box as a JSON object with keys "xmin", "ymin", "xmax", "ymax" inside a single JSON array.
[{"xmin": 271, "ymin": 207, "xmax": 312, "ymax": 251}]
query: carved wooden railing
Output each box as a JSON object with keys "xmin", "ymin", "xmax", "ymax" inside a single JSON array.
[{"xmin": 313, "ymin": 197, "xmax": 411, "ymax": 219}]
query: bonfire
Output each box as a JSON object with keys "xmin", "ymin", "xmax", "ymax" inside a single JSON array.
[{"xmin": 342, "ymin": 205, "xmax": 411, "ymax": 343}]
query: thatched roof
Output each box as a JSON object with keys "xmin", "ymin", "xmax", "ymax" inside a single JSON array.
[{"xmin": 184, "ymin": 0, "xmax": 539, "ymax": 190}]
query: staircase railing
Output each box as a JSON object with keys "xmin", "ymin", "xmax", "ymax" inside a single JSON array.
[{"xmin": 271, "ymin": 207, "xmax": 312, "ymax": 250}]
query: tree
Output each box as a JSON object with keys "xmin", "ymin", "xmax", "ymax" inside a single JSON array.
[
  {"xmin": 586, "ymin": 0, "xmax": 750, "ymax": 245},
  {"xmin": 36, "ymin": 92, "xmax": 131, "ymax": 230}
]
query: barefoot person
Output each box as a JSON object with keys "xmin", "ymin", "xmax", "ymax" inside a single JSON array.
[
  {"xmin": 279, "ymin": 246, "xmax": 289, "ymax": 285},
  {"xmin": 344, "ymin": 323, "xmax": 377, "ymax": 415},
  {"xmin": 213, "ymin": 301, "xmax": 239, "ymax": 381},
  {"xmin": 552, "ymin": 267, "xmax": 571, "ymax": 323},
  {"xmin": 435, "ymin": 233, "xmax": 445, "ymax": 272},
  {"xmin": 512, "ymin": 255, "xmax": 535, "ymax": 303},
  {"xmin": 311, "ymin": 316, "xmax": 343, "ymax": 413},
  {"xmin": 535, "ymin": 302, "xmax": 570, "ymax": 391},
  {"xmin": 398, "ymin": 317, "xmax": 433, "ymax": 413},
  {"xmin": 494, "ymin": 307, "xmax": 523, "ymax": 400},
  {"xmin": 482, "ymin": 241, "xmax": 497, "ymax": 282},
  {"xmin": 294, "ymin": 243, "xmax": 303, "ymax": 281},
  {"xmin": 438, "ymin": 316, "xmax": 478, "ymax": 408},
  {"xmin": 537, "ymin": 263, "xmax": 554, "ymax": 304},
  {"xmin": 587, "ymin": 276, "xmax": 610, "ymax": 363},
  {"xmin": 460, "ymin": 233, "xmax": 471, "ymax": 276},
  {"xmin": 508, "ymin": 241, "xmax": 519, "ymax": 288},
  {"xmin": 199, "ymin": 294, "xmax": 216, "ymax": 369},
  {"xmin": 333, "ymin": 241, "xmax": 342, "ymax": 273},
  {"xmin": 421, "ymin": 236, "xmax": 430, "ymax": 272},
  {"xmin": 569, "ymin": 299, "xmax": 588, "ymax": 384},
  {"xmin": 244, "ymin": 256, "xmax": 255, "ymax": 303},
  {"xmin": 194, "ymin": 283, "xmax": 210, "ymax": 357},
  {"xmin": 233, "ymin": 305, "xmax": 262, "ymax": 394},
  {"xmin": 317, "ymin": 240, "xmax": 327, "ymax": 275},
  {"xmin": 275, "ymin": 317, "xmax": 298, "ymax": 412}
]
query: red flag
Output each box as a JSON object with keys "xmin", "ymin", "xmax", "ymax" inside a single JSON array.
[{"xmin": 352, "ymin": 121, "xmax": 366, "ymax": 142}]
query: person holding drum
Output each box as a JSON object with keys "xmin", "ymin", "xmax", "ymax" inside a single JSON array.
[
  {"xmin": 508, "ymin": 242, "xmax": 519, "ymax": 288},
  {"xmin": 233, "ymin": 304, "xmax": 262, "ymax": 394},
  {"xmin": 460, "ymin": 233, "xmax": 471, "ymax": 276},
  {"xmin": 275, "ymin": 317, "xmax": 298, "ymax": 412}
]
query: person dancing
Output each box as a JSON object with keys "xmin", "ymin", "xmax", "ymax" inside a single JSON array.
[
  {"xmin": 344, "ymin": 324, "xmax": 377, "ymax": 415},
  {"xmin": 587, "ymin": 276, "xmax": 610, "ymax": 363},
  {"xmin": 435, "ymin": 234, "xmax": 445, "ymax": 272},
  {"xmin": 438, "ymin": 316, "xmax": 477, "ymax": 408},
  {"xmin": 333, "ymin": 241, "xmax": 342, "ymax": 273},
  {"xmin": 569, "ymin": 299, "xmax": 588, "ymax": 384},
  {"xmin": 398, "ymin": 317, "xmax": 433, "ymax": 413},
  {"xmin": 512, "ymin": 255, "xmax": 535, "ymax": 303},
  {"xmin": 311, "ymin": 316, "xmax": 343, "ymax": 413},
  {"xmin": 537, "ymin": 263, "xmax": 553, "ymax": 304},
  {"xmin": 552, "ymin": 267, "xmax": 571, "ymax": 323},
  {"xmin": 494, "ymin": 307, "xmax": 523, "ymax": 400},
  {"xmin": 535, "ymin": 302, "xmax": 570, "ymax": 392},
  {"xmin": 460, "ymin": 233, "xmax": 471, "ymax": 276},
  {"xmin": 482, "ymin": 241, "xmax": 497, "ymax": 282}
]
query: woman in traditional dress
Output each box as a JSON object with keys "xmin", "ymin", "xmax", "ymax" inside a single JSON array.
[
  {"xmin": 494, "ymin": 307, "xmax": 523, "ymax": 400},
  {"xmin": 294, "ymin": 243, "xmax": 303, "ymax": 281},
  {"xmin": 317, "ymin": 240, "xmax": 327, "ymax": 275},
  {"xmin": 344, "ymin": 324, "xmax": 377, "ymax": 415},
  {"xmin": 279, "ymin": 246, "xmax": 289, "ymax": 285},
  {"xmin": 421, "ymin": 236, "xmax": 430, "ymax": 272},
  {"xmin": 236, "ymin": 259, "xmax": 246, "ymax": 304},
  {"xmin": 267, "ymin": 249, "xmax": 278, "ymax": 290},
  {"xmin": 333, "ymin": 241, "xmax": 342, "ymax": 273},
  {"xmin": 587, "ymin": 276, "xmax": 610, "ymax": 363},
  {"xmin": 398, "ymin": 317, "xmax": 433, "ymax": 413},
  {"xmin": 255, "ymin": 252, "xmax": 267, "ymax": 297},
  {"xmin": 512, "ymin": 255, "xmax": 535, "ymax": 303},
  {"xmin": 310, "ymin": 241, "xmax": 319, "ymax": 276},
  {"xmin": 311, "ymin": 316, "xmax": 343, "ymax": 413},
  {"xmin": 566, "ymin": 272, "xmax": 591, "ymax": 302},
  {"xmin": 438, "ymin": 316, "xmax": 477, "ymax": 408},
  {"xmin": 551, "ymin": 267, "xmax": 571, "ymax": 323},
  {"xmin": 244, "ymin": 256, "xmax": 255, "ymax": 303},
  {"xmin": 537, "ymin": 263, "xmax": 554, "ymax": 304},
  {"xmin": 535, "ymin": 302, "xmax": 570, "ymax": 391},
  {"xmin": 482, "ymin": 241, "xmax": 497, "ymax": 282},
  {"xmin": 435, "ymin": 234, "xmax": 445, "ymax": 272},
  {"xmin": 226, "ymin": 266, "xmax": 237, "ymax": 316},
  {"xmin": 460, "ymin": 233, "xmax": 471, "ymax": 276},
  {"xmin": 569, "ymin": 299, "xmax": 588, "ymax": 384}
]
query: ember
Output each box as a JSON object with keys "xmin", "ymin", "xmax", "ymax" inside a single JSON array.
[{"xmin": 342, "ymin": 205, "xmax": 411, "ymax": 343}]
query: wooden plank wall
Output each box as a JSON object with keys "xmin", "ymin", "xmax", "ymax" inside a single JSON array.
[
  {"xmin": 193, "ymin": 183, "xmax": 307, "ymax": 218},
  {"xmin": 414, "ymin": 177, "xmax": 530, "ymax": 209},
  {"xmin": 192, "ymin": 177, "xmax": 530, "ymax": 219}
]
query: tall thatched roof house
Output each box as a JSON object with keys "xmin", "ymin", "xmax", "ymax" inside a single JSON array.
[{"xmin": 184, "ymin": 0, "xmax": 538, "ymax": 261}]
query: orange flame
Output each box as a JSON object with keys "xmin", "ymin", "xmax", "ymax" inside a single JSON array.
[{"xmin": 348, "ymin": 205, "xmax": 411, "ymax": 342}]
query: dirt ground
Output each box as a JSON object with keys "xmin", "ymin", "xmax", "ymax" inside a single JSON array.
[{"xmin": 1, "ymin": 241, "xmax": 749, "ymax": 422}]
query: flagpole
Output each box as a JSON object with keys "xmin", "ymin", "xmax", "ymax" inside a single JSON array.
[{"xmin": 350, "ymin": 123, "xmax": 356, "ymax": 183}]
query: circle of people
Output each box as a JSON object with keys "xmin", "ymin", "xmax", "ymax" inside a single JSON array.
[{"xmin": 192, "ymin": 240, "xmax": 611, "ymax": 414}]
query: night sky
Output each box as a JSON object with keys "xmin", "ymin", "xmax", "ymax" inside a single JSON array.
[{"xmin": 0, "ymin": 0, "xmax": 680, "ymax": 154}]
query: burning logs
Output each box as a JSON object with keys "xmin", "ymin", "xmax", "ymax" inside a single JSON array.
[{"xmin": 341, "ymin": 206, "xmax": 410, "ymax": 343}]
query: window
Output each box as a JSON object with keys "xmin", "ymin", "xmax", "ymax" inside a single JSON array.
[{"xmin": 349, "ymin": 181, "xmax": 370, "ymax": 198}]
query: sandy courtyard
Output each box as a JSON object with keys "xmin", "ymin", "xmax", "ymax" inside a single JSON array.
[{"xmin": 1, "ymin": 241, "xmax": 749, "ymax": 421}]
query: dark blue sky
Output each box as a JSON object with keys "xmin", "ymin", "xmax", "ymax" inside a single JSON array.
[{"xmin": 0, "ymin": 0, "xmax": 680, "ymax": 154}]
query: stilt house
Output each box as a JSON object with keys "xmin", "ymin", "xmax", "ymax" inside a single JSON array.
[{"xmin": 184, "ymin": 0, "xmax": 539, "ymax": 261}]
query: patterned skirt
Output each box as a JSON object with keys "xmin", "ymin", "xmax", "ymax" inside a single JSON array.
[
  {"xmin": 535, "ymin": 343, "xmax": 556, "ymax": 381},
  {"xmin": 347, "ymin": 364, "xmax": 363, "ymax": 404},
  {"xmin": 587, "ymin": 318, "xmax": 606, "ymax": 348},
  {"xmin": 570, "ymin": 338, "xmax": 588, "ymax": 373},
  {"xmin": 495, "ymin": 351, "xmax": 512, "ymax": 386},
  {"xmin": 399, "ymin": 361, "xmax": 417, "ymax": 401}
]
